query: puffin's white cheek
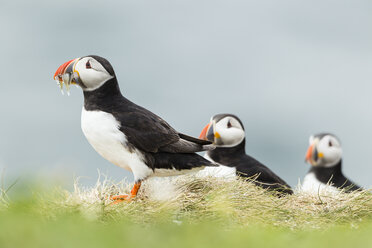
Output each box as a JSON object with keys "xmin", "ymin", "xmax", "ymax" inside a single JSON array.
[
  {"xmin": 80, "ymin": 71, "xmax": 111, "ymax": 89},
  {"xmin": 324, "ymin": 149, "xmax": 342, "ymax": 164},
  {"xmin": 219, "ymin": 129, "xmax": 245, "ymax": 145}
]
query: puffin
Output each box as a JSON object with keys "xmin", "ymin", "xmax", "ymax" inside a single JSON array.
[
  {"xmin": 199, "ymin": 114, "xmax": 293, "ymax": 195},
  {"xmin": 303, "ymin": 133, "xmax": 362, "ymax": 193},
  {"xmin": 53, "ymin": 55, "xmax": 216, "ymax": 202}
]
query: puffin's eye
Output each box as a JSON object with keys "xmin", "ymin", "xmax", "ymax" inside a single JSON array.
[
  {"xmin": 329, "ymin": 141, "xmax": 333, "ymax": 147},
  {"xmin": 86, "ymin": 61, "xmax": 92, "ymax": 69},
  {"xmin": 227, "ymin": 121, "xmax": 232, "ymax": 128}
]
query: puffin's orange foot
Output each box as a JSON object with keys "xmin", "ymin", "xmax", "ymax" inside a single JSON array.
[
  {"xmin": 109, "ymin": 182, "xmax": 142, "ymax": 205},
  {"xmin": 109, "ymin": 194, "xmax": 133, "ymax": 204}
]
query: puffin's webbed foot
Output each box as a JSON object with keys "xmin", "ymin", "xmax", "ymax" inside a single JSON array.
[
  {"xmin": 109, "ymin": 181, "xmax": 142, "ymax": 204},
  {"xmin": 110, "ymin": 194, "xmax": 131, "ymax": 204}
]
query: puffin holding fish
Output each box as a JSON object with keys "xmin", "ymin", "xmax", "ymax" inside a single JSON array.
[{"xmin": 53, "ymin": 55, "xmax": 216, "ymax": 203}]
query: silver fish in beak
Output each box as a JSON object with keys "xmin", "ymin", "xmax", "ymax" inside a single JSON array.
[{"xmin": 53, "ymin": 58, "xmax": 82, "ymax": 95}]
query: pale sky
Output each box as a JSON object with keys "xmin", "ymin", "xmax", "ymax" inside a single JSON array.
[{"xmin": 0, "ymin": 0, "xmax": 371, "ymax": 188}]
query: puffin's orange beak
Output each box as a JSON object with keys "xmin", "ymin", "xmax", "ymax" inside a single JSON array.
[
  {"xmin": 54, "ymin": 59, "xmax": 76, "ymax": 81},
  {"xmin": 53, "ymin": 58, "xmax": 81, "ymax": 94},
  {"xmin": 305, "ymin": 144, "xmax": 314, "ymax": 162},
  {"xmin": 199, "ymin": 123, "xmax": 211, "ymax": 140}
]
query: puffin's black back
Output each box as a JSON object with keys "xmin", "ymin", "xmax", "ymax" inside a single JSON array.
[{"xmin": 309, "ymin": 160, "xmax": 361, "ymax": 192}]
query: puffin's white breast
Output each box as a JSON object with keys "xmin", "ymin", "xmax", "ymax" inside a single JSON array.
[
  {"xmin": 197, "ymin": 154, "xmax": 236, "ymax": 180},
  {"xmin": 81, "ymin": 108, "xmax": 153, "ymax": 180},
  {"xmin": 301, "ymin": 172, "xmax": 339, "ymax": 194}
]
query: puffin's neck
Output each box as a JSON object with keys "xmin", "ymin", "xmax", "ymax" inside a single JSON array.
[
  {"xmin": 207, "ymin": 139, "xmax": 246, "ymax": 166},
  {"xmin": 310, "ymin": 160, "xmax": 343, "ymax": 181},
  {"xmin": 83, "ymin": 78, "xmax": 124, "ymax": 110}
]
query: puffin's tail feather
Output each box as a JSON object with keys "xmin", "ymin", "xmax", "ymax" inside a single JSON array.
[
  {"xmin": 178, "ymin": 133, "xmax": 212, "ymax": 145},
  {"xmin": 159, "ymin": 138, "xmax": 215, "ymax": 153},
  {"xmin": 202, "ymin": 144, "xmax": 216, "ymax": 151}
]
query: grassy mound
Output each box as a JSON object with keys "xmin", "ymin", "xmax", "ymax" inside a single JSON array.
[
  {"xmin": 0, "ymin": 175, "xmax": 371, "ymax": 248},
  {"xmin": 36, "ymin": 176, "xmax": 372, "ymax": 228}
]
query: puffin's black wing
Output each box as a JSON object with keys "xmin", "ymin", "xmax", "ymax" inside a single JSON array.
[
  {"xmin": 310, "ymin": 164, "xmax": 362, "ymax": 192},
  {"xmin": 117, "ymin": 100, "xmax": 213, "ymax": 153},
  {"xmin": 235, "ymin": 156, "xmax": 293, "ymax": 195},
  {"xmin": 150, "ymin": 152, "xmax": 216, "ymax": 171},
  {"xmin": 332, "ymin": 175, "xmax": 362, "ymax": 192}
]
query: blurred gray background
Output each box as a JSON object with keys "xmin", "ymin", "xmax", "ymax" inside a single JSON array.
[{"xmin": 0, "ymin": 0, "xmax": 371, "ymax": 188}]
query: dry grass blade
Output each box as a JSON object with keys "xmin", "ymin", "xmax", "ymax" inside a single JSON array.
[{"xmin": 36, "ymin": 174, "xmax": 372, "ymax": 230}]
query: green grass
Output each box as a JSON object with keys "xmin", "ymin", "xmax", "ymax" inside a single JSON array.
[{"xmin": 0, "ymin": 176, "xmax": 371, "ymax": 248}]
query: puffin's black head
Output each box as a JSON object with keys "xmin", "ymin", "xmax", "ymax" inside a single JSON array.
[
  {"xmin": 305, "ymin": 133, "xmax": 342, "ymax": 167},
  {"xmin": 199, "ymin": 113, "xmax": 245, "ymax": 147},
  {"xmin": 53, "ymin": 55, "xmax": 116, "ymax": 94}
]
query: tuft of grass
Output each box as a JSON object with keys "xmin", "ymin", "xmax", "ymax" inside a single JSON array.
[
  {"xmin": 31, "ymin": 175, "xmax": 372, "ymax": 229},
  {"xmin": 0, "ymin": 175, "xmax": 371, "ymax": 248}
]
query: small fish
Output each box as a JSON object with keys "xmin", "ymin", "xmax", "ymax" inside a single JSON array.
[{"xmin": 53, "ymin": 58, "xmax": 79, "ymax": 96}]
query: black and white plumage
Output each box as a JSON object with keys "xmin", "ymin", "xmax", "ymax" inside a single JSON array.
[
  {"xmin": 53, "ymin": 55, "xmax": 216, "ymax": 200},
  {"xmin": 303, "ymin": 133, "xmax": 362, "ymax": 193},
  {"xmin": 199, "ymin": 114, "xmax": 293, "ymax": 195}
]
